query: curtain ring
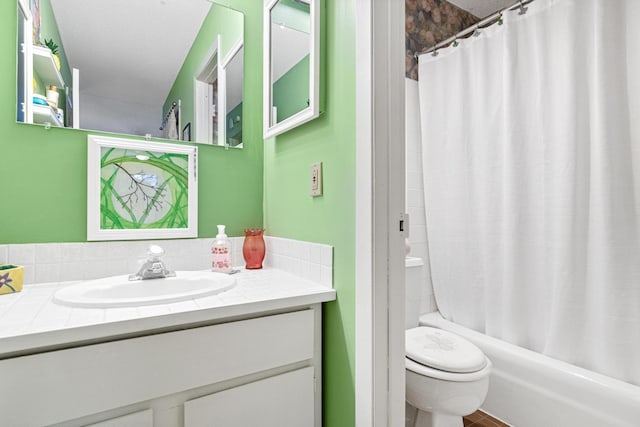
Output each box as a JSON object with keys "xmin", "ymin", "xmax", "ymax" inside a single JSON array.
[{"xmin": 518, "ymin": 1, "xmax": 528, "ymax": 15}]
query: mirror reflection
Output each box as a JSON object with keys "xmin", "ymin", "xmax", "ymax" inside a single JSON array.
[
  {"xmin": 269, "ymin": 0, "xmax": 310, "ymax": 126},
  {"xmin": 16, "ymin": 0, "xmax": 244, "ymax": 147},
  {"xmin": 224, "ymin": 45, "xmax": 243, "ymax": 147}
]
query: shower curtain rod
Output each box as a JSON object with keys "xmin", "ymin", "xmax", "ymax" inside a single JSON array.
[
  {"xmin": 160, "ymin": 100, "xmax": 180, "ymax": 131},
  {"xmin": 414, "ymin": 0, "xmax": 535, "ymax": 59}
]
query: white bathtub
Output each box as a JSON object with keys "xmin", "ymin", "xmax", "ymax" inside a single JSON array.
[{"xmin": 420, "ymin": 312, "xmax": 640, "ymax": 427}]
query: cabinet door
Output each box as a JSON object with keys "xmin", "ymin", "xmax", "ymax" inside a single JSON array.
[
  {"xmin": 86, "ymin": 409, "xmax": 153, "ymax": 427},
  {"xmin": 184, "ymin": 367, "xmax": 314, "ymax": 427},
  {"xmin": 0, "ymin": 310, "xmax": 313, "ymax": 425}
]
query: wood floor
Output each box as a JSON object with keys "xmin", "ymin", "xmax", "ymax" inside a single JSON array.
[{"xmin": 463, "ymin": 410, "xmax": 511, "ymax": 427}]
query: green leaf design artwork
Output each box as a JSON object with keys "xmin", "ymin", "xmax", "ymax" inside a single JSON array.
[{"xmin": 99, "ymin": 148, "xmax": 189, "ymax": 230}]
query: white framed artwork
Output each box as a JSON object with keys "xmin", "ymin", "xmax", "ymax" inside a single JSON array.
[{"xmin": 87, "ymin": 135, "xmax": 198, "ymax": 241}]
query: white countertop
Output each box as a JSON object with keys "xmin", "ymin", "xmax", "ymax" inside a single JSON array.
[{"xmin": 0, "ymin": 267, "xmax": 336, "ymax": 358}]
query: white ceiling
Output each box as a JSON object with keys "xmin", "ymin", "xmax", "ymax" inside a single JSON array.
[
  {"xmin": 271, "ymin": 23, "xmax": 310, "ymax": 83},
  {"xmin": 50, "ymin": 0, "xmax": 212, "ymax": 108},
  {"xmin": 447, "ymin": 0, "xmax": 515, "ymax": 18}
]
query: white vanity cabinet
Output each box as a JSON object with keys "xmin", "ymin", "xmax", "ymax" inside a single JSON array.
[
  {"xmin": 184, "ymin": 367, "xmax": 314, "ymax": 427},
  {"xmin": 0, "ymin": 306, "xmax": 322, "ymax": 427},
  {"xmin": 86, "ymin": 409, "xmax": 153, "ymax": 427}
]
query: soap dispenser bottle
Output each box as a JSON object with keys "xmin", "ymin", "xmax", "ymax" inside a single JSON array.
[{"xmin": 211, "ymin": 225, "xmax": 232, "ymax": 273}]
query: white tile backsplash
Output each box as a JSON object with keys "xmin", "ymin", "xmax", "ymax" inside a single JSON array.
[
  {"xmin": 22, "ymin": 265, "xmax": 35, "ymax": 284},
  {"xmin": 35, "ymin": 244, "xmax": 62, "ymax": 263},
  {"xmin": 320, "ymin": 266, "xmax": 333, "ymax": 288},
  {"xmin": 58, "ymin": 261, "xmax": 87, "ymax": 282},
  {"xmin": 309, "ymin": 244, "xmax": 321, "ymax": 265},
  {"xmin": 0, "ymin": 245, "xmax": 8, "ymax": 264},
  {"xmin": 3, "ymin": 236, "xmax": 333, "ymax": 288},
  {"xmin": 34, "ymin": 263, "xmax": 62, "ymax": 284},
  {"xmin": 59, "ymin": 243, "xmax": 85, "ymax": 263},
  {"xmin": 263, "ymin": 236, "xmax": 332, "ymax": 287},
  {"xmin": 8, "ymin": 244, "xmax": 36, "ymax": 266},
  {"xmin": 306, "ymin": 262, "xmax": 321, "ymax": 283},
  {"xmin": 320, "ymin": 245, "xmax": 332, "ymax": 267}
]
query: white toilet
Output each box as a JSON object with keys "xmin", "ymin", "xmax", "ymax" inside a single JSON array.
[{"xmin": 405, "ymin": 257, "xmax": 491, "ymax": 427}]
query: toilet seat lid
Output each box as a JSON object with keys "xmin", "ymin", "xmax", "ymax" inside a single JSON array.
[{"xmin": 405, "ymin": 327, "xmax": 487, "ymax": 373}]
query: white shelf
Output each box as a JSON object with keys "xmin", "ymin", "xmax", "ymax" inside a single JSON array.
[
  {"xmin": 32, "ymin": 45, "xmax": 65, "ymax": 88},
  {"xmin": 32, "ymin": 103, "xmax": 63, "ymax": 127}
]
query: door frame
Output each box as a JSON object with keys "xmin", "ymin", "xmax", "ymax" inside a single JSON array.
[
  {"xmin": 194, "ymin": 35, "xmax": 223, "ymax": 145},
  {"xmin": 355, "ymin": 0, "xmax": 406, "ymax": 425}
]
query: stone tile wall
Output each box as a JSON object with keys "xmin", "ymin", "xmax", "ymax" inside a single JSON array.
[{"xmin": 406, "ymin": 0, "xmax": 479, "ymax": 79}]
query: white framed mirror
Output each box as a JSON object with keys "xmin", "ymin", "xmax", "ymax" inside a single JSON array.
[
  {"xmin": 263, "ymin": 0, "xmax": 319, "ymax": 139},
  {"xmin": 15, "ymin": 0, "xmax": 244, "ymax": 148}
]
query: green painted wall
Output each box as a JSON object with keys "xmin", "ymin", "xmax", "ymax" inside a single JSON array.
[
  {"xmin": 163, "ymin": 4, "xmax": 243, "ymax": 136},
  {"xmin": 263, "ymin": 0, "xmax": 356, "ymax": 424},
  {"xmin": 272, "ymin": 0, "xmax": 310, "ymax": 34},
  {"xmin": 0, "ymin": 0, "xmax": 262, "ymax": 243},
  {"xmin": 4, "ymin": 0, "xmax": 356, "ymax": 424},
  {"xmin": 273, "ymin": 54, "xmax": 310, "ymax": 123}
]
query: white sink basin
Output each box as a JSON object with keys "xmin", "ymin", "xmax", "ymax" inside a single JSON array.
[{"xmin": 53, "ymin": 271, "xmax": 236, "ymax": 308}]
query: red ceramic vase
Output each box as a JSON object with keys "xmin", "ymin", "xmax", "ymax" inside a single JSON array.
[{"xmin": 243, "ymin": 228, "xmax": 265, "ymax": 269}]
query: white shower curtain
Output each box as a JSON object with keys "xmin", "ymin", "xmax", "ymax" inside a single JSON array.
[{"xmin": 419, "ymin": 0, "xmax": 640, "ymax": 385}]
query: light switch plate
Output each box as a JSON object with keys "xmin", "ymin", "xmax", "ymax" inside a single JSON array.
[{"xmin": 310, "ymin": 162, "xmax": 322, "ymax": 197}]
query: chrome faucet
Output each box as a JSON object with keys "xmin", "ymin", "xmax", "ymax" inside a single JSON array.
[{"xmin": 129, "ymin": 245, "xmax": 175, "ymax": 281}]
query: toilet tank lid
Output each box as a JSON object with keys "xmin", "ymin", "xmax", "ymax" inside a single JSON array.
[
  {"xmin": 405, "ymin": 256, "xmax": 423, "ymax": 268},
  {"xmin": 406, "ymin": 326, "xmax": 487, "ymax": 373}
]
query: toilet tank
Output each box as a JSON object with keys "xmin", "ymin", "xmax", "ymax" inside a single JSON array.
[{"xmin": 405, "ymin": 257, "xmax": 424, "ymax": 329}]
